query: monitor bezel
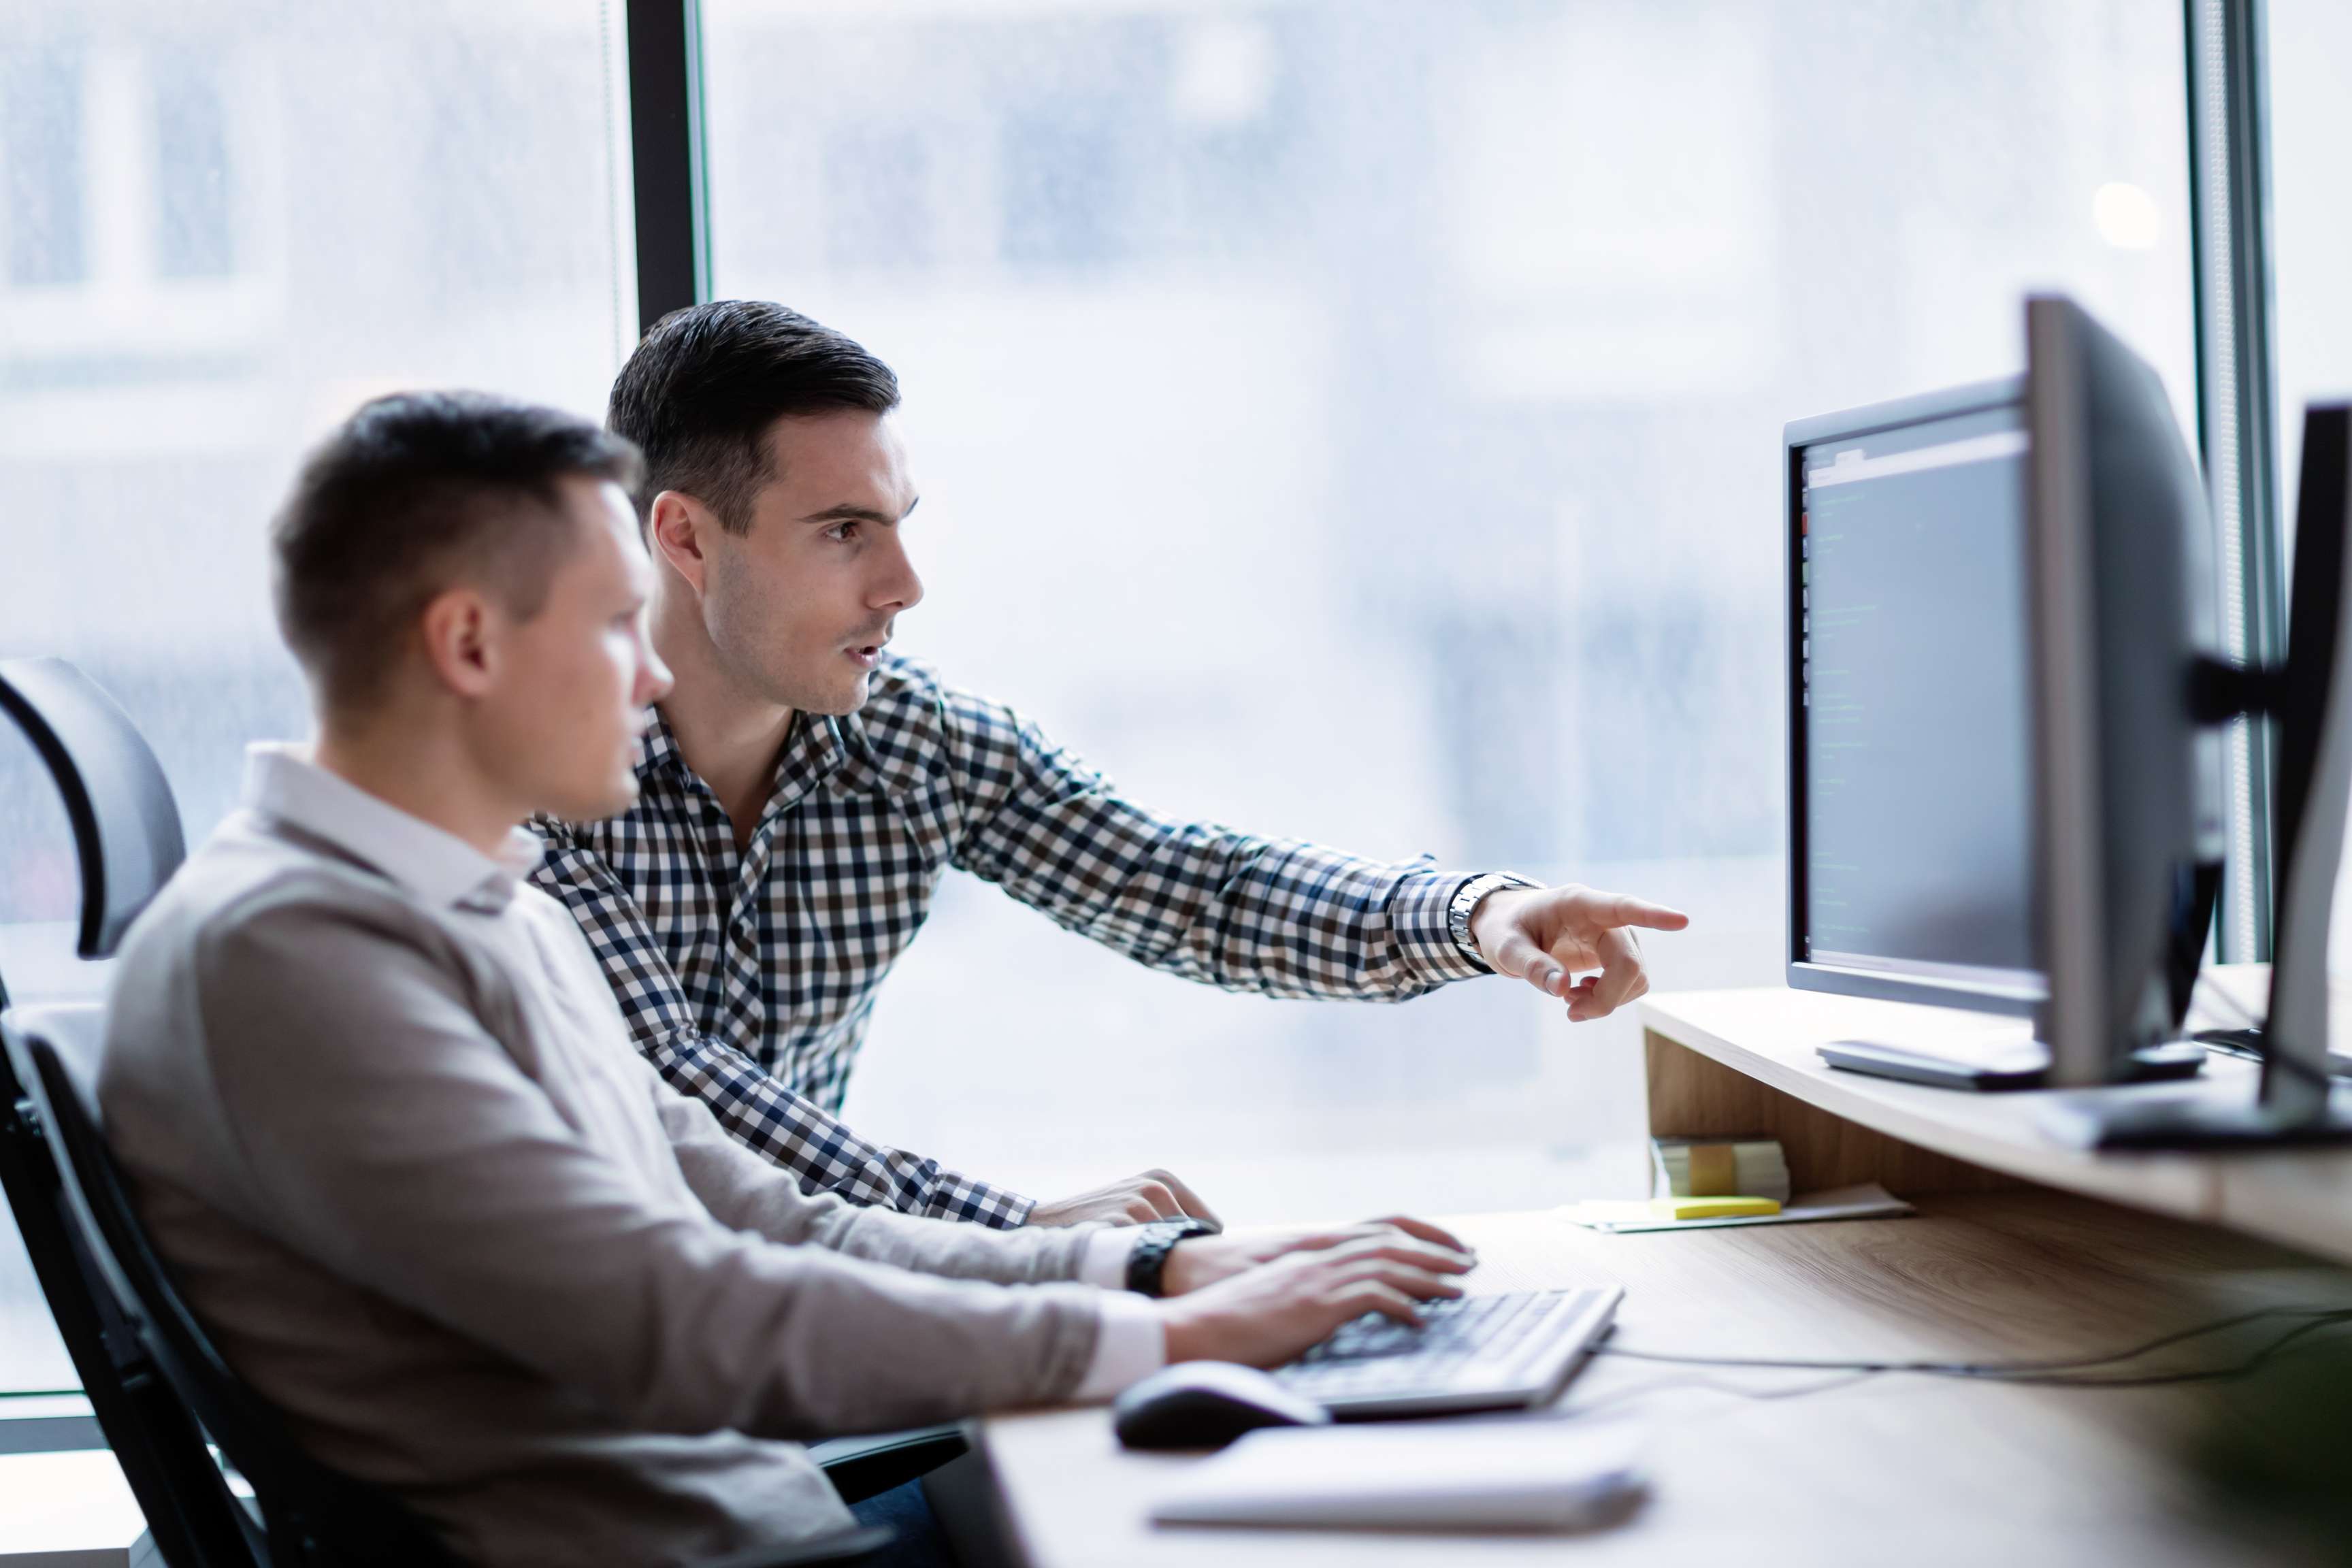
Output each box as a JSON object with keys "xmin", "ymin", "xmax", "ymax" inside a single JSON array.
[{"xmin": 1784, "ymin": 374, "xmax": 2042, "ymax": 1014}]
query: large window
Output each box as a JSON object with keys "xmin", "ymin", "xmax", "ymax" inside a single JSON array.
[
  {"xmin": 0, "ymin": 0, "xmax": 2232, "ymax": 1395},
  {"xmin": 699, "ymin": 0, "xmax": 2198, "ymax": 1220},
  {"xmin": 0, "ymin": 0, "xmax": 636, "ymax": 1392}
]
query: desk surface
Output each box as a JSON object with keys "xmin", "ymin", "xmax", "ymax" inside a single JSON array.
[
  {"xmin": 979, "ymin": 1194, "xmax": 2340, "ymax": 1567},
  {"xmin": 1636, "ymin": 977, "xmax": 2352, "ymax": 1267}
]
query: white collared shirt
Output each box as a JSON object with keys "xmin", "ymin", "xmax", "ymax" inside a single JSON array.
[{"xmin": 244, "ymin": 742, "xmax": 542, "ymax": 911}]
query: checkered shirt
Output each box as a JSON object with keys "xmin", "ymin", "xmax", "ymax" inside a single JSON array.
[{"xmin": 530, "ymin": 655, "xmax": 1492, "ymax": 1228}]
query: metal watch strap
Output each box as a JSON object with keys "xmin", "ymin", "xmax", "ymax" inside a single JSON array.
[
  {"xmin": 1448, "ymin": 871, "xmax": 1538, "ymax": 960},
  {"xmin": 1123, "ymin": 1218, "xmax": 1216, "ymax": 1298}
]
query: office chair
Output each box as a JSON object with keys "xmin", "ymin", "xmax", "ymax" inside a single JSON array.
[
  {"xmin": 0, "ymin": 1007, "xmax": 259, "ymax": 1568},
  {"xmin": 0, "ymin": 658, "xmax": 896, "ymax": 1565},
  {"xmin": 0, "ymin": 658, "xmax": 258, "ymax": 1565},
  {"xmin": 8, "ymin": 1008, "xmax": 893, "ymax": 1568},
  {"xmin": 0, "ymin": 657, "xmax": 184, "ymax": 962}
]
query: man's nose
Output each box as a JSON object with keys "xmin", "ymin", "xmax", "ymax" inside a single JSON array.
[
  {"xmin": 873, "ymin": 530, "xmax": 924, "ymax": 612},
  {"xmin": 637, "ymin": 642, "xmax": 674, "ymax": 706}
]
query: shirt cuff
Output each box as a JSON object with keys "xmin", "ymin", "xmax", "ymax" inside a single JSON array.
[
  {"xmin": 927, "ymin": 1176, "xmax": 1034, "ymax": 1230},
  {"xmin": 1390, "ymin": 866, "xmax": 1494, "ymax": 985},
  {"xmin": 1077, "ymin": 1225, "xmax": 1141, "ymax": 1290},
  {"xmin": 1071, "ymin": 1290, "xmax": 1168, "ymax": 1403}
]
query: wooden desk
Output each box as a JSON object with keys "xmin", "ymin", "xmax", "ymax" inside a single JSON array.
[{"xmin": 977, "ymin": 982, "xmax": 2352, "ymax": 1567}]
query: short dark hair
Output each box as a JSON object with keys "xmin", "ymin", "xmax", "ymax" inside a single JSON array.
[
  {"xmin": 606, "ymin": 299, "xmax": 900, "ymax": 535},
  {"xmin": 272, "ymin": 391, "xmax": 643, "ymax": 710}
]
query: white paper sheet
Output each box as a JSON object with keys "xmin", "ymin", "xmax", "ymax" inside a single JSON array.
[{"xmin": 1556, "ymin": 1181, "xmax": 1915, "ymax": 1233}]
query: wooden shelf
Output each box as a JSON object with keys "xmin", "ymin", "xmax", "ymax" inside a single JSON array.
[{"xmin": 1639, "ymin": 969, "xmax": 2352, "ymax": 1268}]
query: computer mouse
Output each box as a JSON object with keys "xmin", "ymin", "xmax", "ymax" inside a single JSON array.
[{"xmin": 1112, "ymin": 1362, "xmax": 1333, "ymax": 1451}]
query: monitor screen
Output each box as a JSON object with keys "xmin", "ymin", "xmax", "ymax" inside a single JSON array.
[{"xmin": 1796, "ymin": 399, "xmax": 2043, "ymax": 1002}]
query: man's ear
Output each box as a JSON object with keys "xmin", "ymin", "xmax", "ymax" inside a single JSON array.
[
  {"xmin": 648, "ymin": 491, "xmax": 717, "ymax": 597},
  {"xmin": 416, "ymin": 586, "xmax": 500, "ymax": 699}
]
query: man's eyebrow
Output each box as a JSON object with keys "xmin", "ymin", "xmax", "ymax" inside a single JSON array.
[{"xmin": 800, "ymin": 497, "xmax": 919, "ymax": 525}]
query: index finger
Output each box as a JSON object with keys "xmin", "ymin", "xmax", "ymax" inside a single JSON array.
[{"xmin": 1595, "ymin": 892, "xmax": 1689, "ymax": 932}]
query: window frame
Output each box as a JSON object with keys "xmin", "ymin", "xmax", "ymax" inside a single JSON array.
[
  {"xmin": 625, "ymin": 0, "xmax": 711, "ymax": 331},
  {"xmin": 2186, "ymin": 0, "xmax": 2285, "ymax": 963}
]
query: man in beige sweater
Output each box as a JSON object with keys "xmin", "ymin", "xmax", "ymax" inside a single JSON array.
[{"xmin": 98, "ymin": 392, "xmax": 1472, "ymax": 1567}]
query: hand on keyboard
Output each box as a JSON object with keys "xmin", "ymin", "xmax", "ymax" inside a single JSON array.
[
  {"xmin": 1162, "ymin": 1214, "xmax": 1475, "ymax": 1296},
  {"xmin": 1157, "ymin": 1232, "xmax": 1475, "ymax": 1369},
  {"xmin": 1296, "ymin": 1294, "xmax": 1539, "ymax": 1366}
]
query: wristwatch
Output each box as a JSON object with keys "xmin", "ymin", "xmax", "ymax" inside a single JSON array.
[
  {"xmin": 1448, "ymin": 872, "xmax": 1539, "ymax": 964},
  {"xmin": 1123, "ymin": 1218, "xmax": 1218, "ymax": 1298}
]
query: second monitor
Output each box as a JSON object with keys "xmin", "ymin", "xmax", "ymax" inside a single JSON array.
[
  {"xmin": 1784, "ymin": 297, "xmax": 2217, "ymax": 1093},
  {"xmin": 1788, "ymin": 378, "xmax": 2041, "ymax": 1016}
]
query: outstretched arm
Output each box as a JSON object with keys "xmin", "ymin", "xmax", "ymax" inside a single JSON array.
[{"xmin": 936, "ymin": 683, "xmax": 1683, "ymax": 1013}]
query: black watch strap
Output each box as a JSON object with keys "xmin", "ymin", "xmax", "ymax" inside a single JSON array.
[{"xmin": 1123, "ymin": 1218, "xmax": 1217, "ymax": 1298}]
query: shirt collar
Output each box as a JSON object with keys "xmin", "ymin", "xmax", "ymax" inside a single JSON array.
[
  {"xmin": 636, "ymin": 702, "xmax": 923, "ymax": 805},
  {"xmin": 634, "ymin": 708, "xmax": 687, "ymax": 779},
  {"xmin": 243, "ymin": 743, "xmax": 542, "ymax": 911}
]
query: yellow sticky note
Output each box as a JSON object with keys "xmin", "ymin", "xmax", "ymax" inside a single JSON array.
[{"xmin": 1649, "ymin": 1195, "xmax": 1782, "ymax": 1221}]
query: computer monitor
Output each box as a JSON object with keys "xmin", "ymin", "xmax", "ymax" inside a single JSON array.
[
  {"xmin": 1786, "ymin": 293, "xmax": 2347, "ymax": 1139},
  {"xmin": 2023, "ymin": 295, "xmax": 2227, "ymax": 1089},
  {"xmin": 1784, "ymin": 297, "xmax": 2220, "ymax": 1094},
  {"xmin": 1784, "ymin": 377, "xmax": 2044, "ymax": 1017},
  {"xmin": 2260, "ymin": 402, "xmax": 2352, "ymax": 1126},
  {"xmin": 2065, "ymin": 394, "xmax": 2352, "ymax": 1143}
]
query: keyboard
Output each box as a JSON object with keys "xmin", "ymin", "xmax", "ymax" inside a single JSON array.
[{"xmin": 1271, "ymin": 1286, "xmax": 1622, "ymax": 1418}]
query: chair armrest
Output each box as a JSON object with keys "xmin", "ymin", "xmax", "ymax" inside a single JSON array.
[
  {"xmin": 694, "ymin": 1524, "xmax": 896, "ymax": 1568},
  {"xmin": 808, "ymin": 1422, "xmax": 968, "ymax": 1506}
]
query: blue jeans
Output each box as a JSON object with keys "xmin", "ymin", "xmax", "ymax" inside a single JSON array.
[{"xmin": 848, "ymin": 1477, "xmax": 958, "ymax": 1568}]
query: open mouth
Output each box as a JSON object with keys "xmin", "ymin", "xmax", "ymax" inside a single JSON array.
[{"xmin": 846, "ymin": 641, "xmax": 885, "ymax": 668}]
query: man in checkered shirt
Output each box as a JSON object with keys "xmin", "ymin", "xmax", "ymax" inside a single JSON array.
[{"xmin": 532, "ymin": 301, "xmax": 1688, "ymax": 1232}]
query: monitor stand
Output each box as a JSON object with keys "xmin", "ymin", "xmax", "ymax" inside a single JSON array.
[
  {"xmin": 1820, "ymin": 1037, "xmax": 2204, "ymax": 1094},
  {"xmin": 2038, "ymin": 980, "xmax": 2352, "ymax": 1149},
  {"xmin": 2044, "ymin": 1087, "xmax": 2352, "ymax": 1148}
]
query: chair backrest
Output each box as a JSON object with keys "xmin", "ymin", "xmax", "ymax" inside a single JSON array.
[
  {"xmin": 0, "ymin": 1005, "xmax": 262, "ymax": 1568},
  {"xmin": 6, "ymin": 1007, "xmax": 464, "ymax": 1568},
  {"xmin": 0, "ymin": 657, "xmax": 186, "ymax": 959}
]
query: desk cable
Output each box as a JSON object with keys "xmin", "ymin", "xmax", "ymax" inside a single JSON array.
[
  {"xmin": 1596, "ymin": 1304, "xmax": 2352, "ymax": 1391},
  {"xmin": 2179, "ymin": 977, "xmax": 2352, "ymax": 1080}
]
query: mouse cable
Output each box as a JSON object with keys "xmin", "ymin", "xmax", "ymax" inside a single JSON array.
[
  {"xmin": 1953, "ymin": 1312, "xmax": 2352, "ymax": 1388},
  {"xmin": 1568, "ymin": 1369, "xmax": 1876, "ymax": 1419},
  {"xmin": 1597, "ymin": 1304, "xmax": 2352, "ymax": 1386}
]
